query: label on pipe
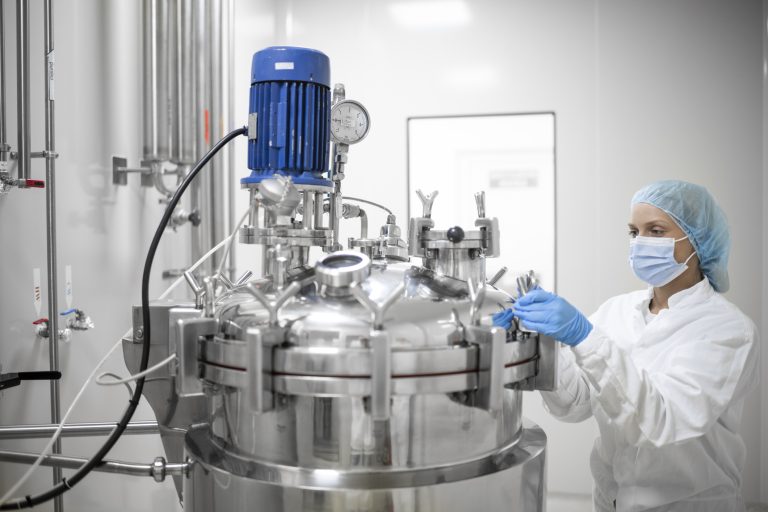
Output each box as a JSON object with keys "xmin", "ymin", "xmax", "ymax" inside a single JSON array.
[{"xmin": 47, "ymin": 51, "xmax": 55, "ymax": 101}]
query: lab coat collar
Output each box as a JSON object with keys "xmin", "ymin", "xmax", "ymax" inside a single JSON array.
[{"xmin": 635, "ymin": 278, "xmax": 713, "ymax": 312}]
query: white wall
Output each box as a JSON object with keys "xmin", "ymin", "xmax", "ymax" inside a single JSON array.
[
  {"xmin": 0, "ymin": 1, "xmax": 763, "ymax": 511},
  {"xmin": 234, "ymin": 0, "xmax": 766, "ymax": 507},
  {"xmin": 0, "ymin": 1, "xmax": 186, "ymax": 510}
]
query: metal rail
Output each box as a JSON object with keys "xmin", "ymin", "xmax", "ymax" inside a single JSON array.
[
  {"xmin": 0, "ymin": 450, "xmax": 188, "ymax": 482},
  {"xmin": 0, "ymin": 421, "xmax": 159, "ymax": 440}
]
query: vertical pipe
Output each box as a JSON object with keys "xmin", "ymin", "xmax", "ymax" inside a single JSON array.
[
  {"xmin": 0, "ymin": 0, "xmax": 7, "ymax": 162},
  {"xmin": 16, "ymin": 0, "xmax": 30, "ymax": 179},
  {"xmin": 142, "ymin": 0, "xmax": 169, "ymax": 162},
  {"xmin": 167, "ymin": 0, "xmax": 179, "ymax": 161},
  {"xmin": 42, "ymin": 0, "xmax": 63, "ymax": 510},
  {"xmin": 191, "ymin": 0, "xmax": 211, "ymax": 273},
  {"xmin": 314, "ymin": 191, "xmax": 324, "ymax": 228},
  {"xmin": 208, "ymin": 0, "xmax": 225, "ymax": 271},
  {"xmin": 303, "ymin": 191, "xmax": 314, "ymax": 230},
  {"xmin": 226, "ymin": 0, "xmax": 236, "ymax": 279},
  {"xmin": 170, "ymin": 0, "xmax": 195, "ymax": 165}
]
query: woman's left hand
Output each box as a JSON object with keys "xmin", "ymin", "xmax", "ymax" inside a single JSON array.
[{"xmin": 513, "ymin": 289, "xmax": 593, "ymax": 346}]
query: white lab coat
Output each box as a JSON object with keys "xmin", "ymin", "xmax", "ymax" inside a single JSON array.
[{"xmin": 541, "ymin": 278, "xmax": 758, "ymax": 512}]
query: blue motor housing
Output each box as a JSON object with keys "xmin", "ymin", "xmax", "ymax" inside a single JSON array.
[{"xmin": 243, "ymin": 46, "xmax": 332, "ymax": 188}]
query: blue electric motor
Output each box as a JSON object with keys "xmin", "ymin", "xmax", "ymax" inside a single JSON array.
[{"xmin": 243, "ymin": 46, "xmax": 332, "ymax": 188}]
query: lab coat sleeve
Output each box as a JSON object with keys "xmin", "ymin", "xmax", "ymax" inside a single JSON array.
[
  {"xmin": 571, "ymin": 320, "xmax": 756, "ymax": 447},
  {"xmin": 540, "ymin": 345, "xmax": 593, "ymax": 423}
]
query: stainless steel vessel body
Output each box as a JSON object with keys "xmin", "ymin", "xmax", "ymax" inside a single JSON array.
[{"xmin": 125, "ymin": 257, "xmax": 553, "ymax": 511}]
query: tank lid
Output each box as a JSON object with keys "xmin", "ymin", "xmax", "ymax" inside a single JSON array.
[{"xmin": 251, "ymin": 46, "xmax": 331, "ymax": 87}]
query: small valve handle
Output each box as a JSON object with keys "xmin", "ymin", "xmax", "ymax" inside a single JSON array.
[
  {"xmin": 60, "ymin": 308, "xmax": 77, "ymax": 316},
  {"xmin": 474, "ymin": 191, "xmax": 486, "ymax": 218},
  {"xmin": 415, "ymin": 189, "xmax": 438, "ymax": 219},
  {"xmin": 32, "ymin": 317, "xmax": 49, "ymax": 325},
  {"xmin": 183, "ymin": 271, "xmax": 205, "ymax": 309},
  {"xmin": 24, "ymin": 179, "xmax": 45, "ymax": 189}
]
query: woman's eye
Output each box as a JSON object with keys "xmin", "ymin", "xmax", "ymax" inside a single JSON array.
[
  {"xmin": 628, "ymin": 231, "xmax": 638, "ymax": 238},
  {"xmin": 651, "ymin": 229, "xmax": 665, "ymax": 236}
]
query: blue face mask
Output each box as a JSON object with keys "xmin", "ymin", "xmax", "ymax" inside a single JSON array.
[{"xmin": 629, "ymin": 235, "xmax": 696, "ymax": 287}]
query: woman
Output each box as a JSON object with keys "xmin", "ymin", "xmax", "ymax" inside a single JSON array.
[{"xmin": 500, "ymin": 180, "xmax": 758, "ymax": 511}]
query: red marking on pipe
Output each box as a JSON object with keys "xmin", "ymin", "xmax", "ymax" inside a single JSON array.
[
  {"xmin": 204, "ymin": 109, "xmax": 210, "ymax": 145},
  {"xmin": 32, "ymin": 318, "xmax": 49, "ymax": 325},
  {"xmin": 25, "ymin": 179, "xmax": 45, "ymax": 188}
]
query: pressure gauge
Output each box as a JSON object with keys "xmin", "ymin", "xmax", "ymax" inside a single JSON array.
[{"xmin": 330, "ymin": 100, "xmax": 370, "ymax": 145}]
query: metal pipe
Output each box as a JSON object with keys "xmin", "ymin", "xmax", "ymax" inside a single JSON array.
[
  {"xmin": 226, "ymin": 0, "xmax": 236, "ymax": 280},
  {"xmin": 0, "ymin": 450, "xmax": 188, "ymax": 480},
  {"xmin": 303, "ymin": 191, "xmax": 314, "ymax": 230},
  {"xmin": 190, "ymin": 0, "xmax": 210, "ymax": 273},
  {"xmin": 359, "ymin": 209, "xmax": 368, "ymax": 239},
  {"xmin": 208, "ymin": 0, "xmax": 226, "ymax": 271},
  {"xmin": 142, "ymin": 0, "xmax": 169, "ymax": 162},
  {"xmin": 15, "ymin": 0, "xmax": 30, "ymax": 178},
  {"xmin": 42, "ymin": 1, "xmax": 62, "ymax": 509},
  {"xmin": 0, "ymin": 0, "xmax": 8, "ymax": 161},
  {"xmin": 0, "ymin": 421, "xmax": 159, "ymax": 440},
  {"xmin": 170, "ymin": 0, "xmax": 195, "ymax": 165},
  {"xmin": 314, "ymin": 192, "xmax": 325, "ymax": 229}
]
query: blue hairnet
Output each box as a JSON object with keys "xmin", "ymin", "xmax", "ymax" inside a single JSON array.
[{"xmin": 631, "ymin": 180, "xmax": 731, "ymax": 292}]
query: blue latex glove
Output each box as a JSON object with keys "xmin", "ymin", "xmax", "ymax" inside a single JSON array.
[
  {"xmin": 492, "ymin": 308, "xmax": 515, "ymax": 330},
  {"xmin": 512, "ymin": 289, "xmax": 593, "ymax": 346}
]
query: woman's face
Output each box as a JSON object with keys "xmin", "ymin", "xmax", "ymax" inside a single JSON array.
[{"xmin": 628, "ymin": 203, "xmax": 697, "ymax": 265}]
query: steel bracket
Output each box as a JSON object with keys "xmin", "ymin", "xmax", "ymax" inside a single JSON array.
[
  {"xmin": 370, "ymin": 330, "xmax": 392, "ymax": 421},
  {"xmin": 247, "ymin": 326, "xmax": 287, "ymax": 413},
  {"xmin": 112, "ymin": 156, "xmax": 154, "ymax": 187},
  {"xmin": 176, "ymin": 317, "xmax": 218, "ymax": 397},
  {"xmin": 466, "ymin": 324, "xmax": 505, "ymax": 412}
]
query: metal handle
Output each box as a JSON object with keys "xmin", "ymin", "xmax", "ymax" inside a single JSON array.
[
  {"xmin": 245, "ymin": 281, "xmax": 301, "ymax": 326},
  {"xmin": 183, "ymin": 270, "xmax": 204, "ymax": 309},
  {"xmin": 349, "ymin": 282, "xmax": 405, "ymax": 330},
  {"xmin": 474, "ymin": 191, "xmax": 486, "ymax": 218},
  {"xmin": 467, "ymin": 278, "xmax": 487, "ymax": 326},
  {"xmin": 415, "ymin": 189, "xmax": 438, "ymax": 219},
  {"xmin": 219, "ymin": 270, "xmax": 253, "ymax": 290}
]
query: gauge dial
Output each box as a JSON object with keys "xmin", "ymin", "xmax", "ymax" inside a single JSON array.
[{"xmin": 330, "ymin": 100, "xmax": 370, "ymax": 145}]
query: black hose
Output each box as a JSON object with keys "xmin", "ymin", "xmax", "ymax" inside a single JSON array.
[{"xmin": 0, "ymin": 126, "xmax": 247, "ymax": 510}]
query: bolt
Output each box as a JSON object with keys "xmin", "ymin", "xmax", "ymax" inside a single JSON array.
[{"xmin": 135, "ymin": 327, "xmax": 144, "ymax": 340}]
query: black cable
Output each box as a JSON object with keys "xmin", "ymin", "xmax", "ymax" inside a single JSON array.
[{"xmin": 0, "ymin": 126, "xmax": 247, "ymax": 510}]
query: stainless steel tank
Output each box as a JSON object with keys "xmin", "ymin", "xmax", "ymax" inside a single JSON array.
[{"xmin": 123, "ymin": 46, "xmax": 556, "ymax": 512}]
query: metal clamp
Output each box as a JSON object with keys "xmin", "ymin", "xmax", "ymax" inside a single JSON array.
[
  {"xmin": 246, "ymin": 326, "xmax": 288, "ymax": 413},
  {"xmin": 244, "ymin": 281, "xmax": 301, "ymax": 326},
  {"xmin": 466, "ymin": 324, "xmax": 505, "ymax": 411},
  {"xmin": 369, "ymin": 329, "xmax": 391, "ymax": 421},
  {"xmin": 407, "ymin": 217, "xmax": 435, "ymax": 258},
  {"xmin": 175, "ymin": 317, "xmax": 218, "ymax": 397},
  {"xmin": 349, "ymin": 283, "xmax": 404, "ymax": 421}
]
